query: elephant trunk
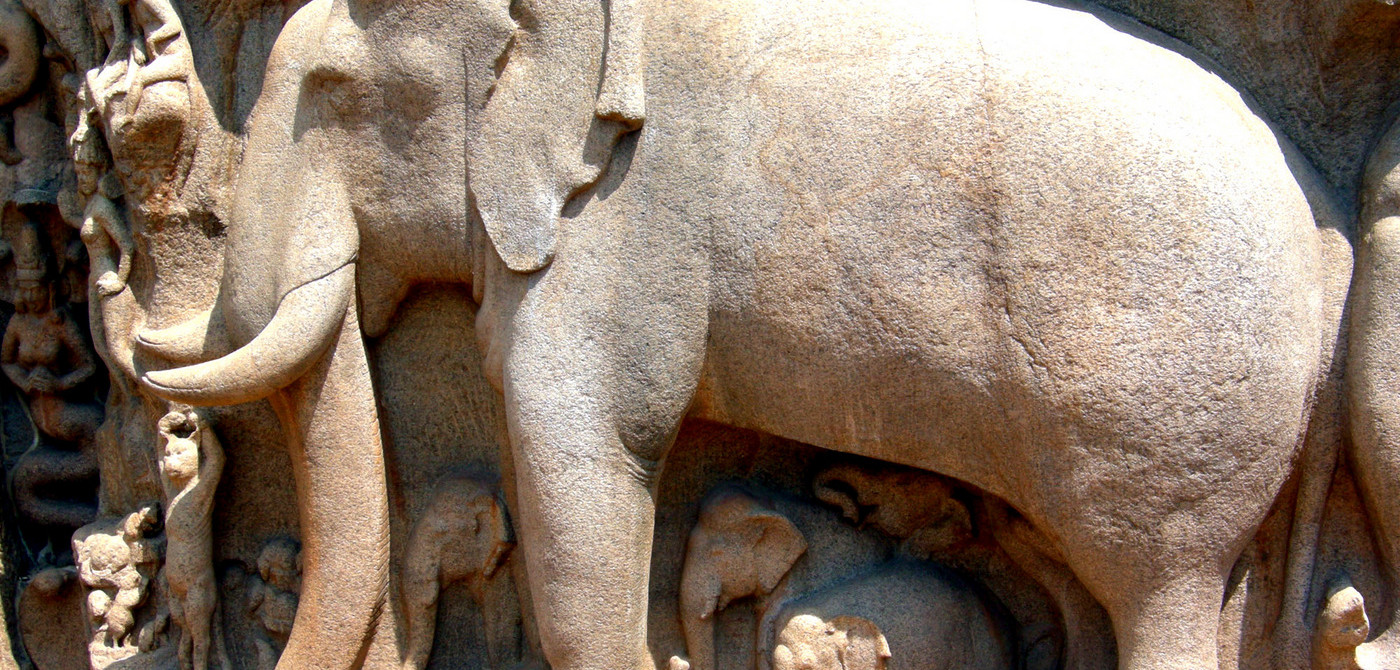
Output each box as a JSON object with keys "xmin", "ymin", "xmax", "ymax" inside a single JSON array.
[
  {"xmin": 399, "ymin": 530, "xmax": 441, "ymax": 670},
  {"xmin": 141, "ymin": 263, "xmax": 355, "ymax": 406},
  {"xmin": 0, "ymin": 0, "xmax": 39, "ymax": 106},
  {"xmin": 678, "ymin": 569, "xmax": 719, "ymax": 670}
]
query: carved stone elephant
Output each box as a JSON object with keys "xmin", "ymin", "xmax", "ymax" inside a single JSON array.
[
  {"xmin": 773, "ymin": 616, "xmax": 890, "ymax": 670},
  {"xmin": 771, "ymin": 562, "xmax": 1015, "ymax": 670},
  {"xmin": 675, "ymin": 488, "xmax": 810, "ymax": 670},
  {"xmin": 138, "ymin": 0, "xmax": 1350, "ymax": 668},
  {"xmin": 401, "ymin": 476, "xmax": 522, "ymax": 670}
]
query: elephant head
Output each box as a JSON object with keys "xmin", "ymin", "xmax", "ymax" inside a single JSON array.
[
  {"xmin": 772, "ymin": 615, "xmax": 891, "ymax": 670},
  {"xmin": 401, "ymin": 476, "xmax": 518, "ymax": 670},
  {"xmin": 127, "ymin": 2, "xmax": 643, "ymax": 667},
  {"xmin": 813, "ymin": 462, "xmax": 971, "ymax": 552},
  {"xmin": 138, "ymin": 0, "xmax": 646, "ymax": 404},
  {"xmin": 677, "ymin": 487, "xmax": 808, "ymax": 670}
]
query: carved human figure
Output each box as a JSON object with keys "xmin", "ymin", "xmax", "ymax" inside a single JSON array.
[
  {"xmin": 77, "ymin": 0, "xmax": 197, "ymax": 225},
  {"xmin": 73, "ymin": 505, "xmax": 164, "ymax": 646},
  {"xmin": 401, "ymin": 476, "xmax": 521, "ymax": 670},
  {"xmin": 157, "ymin": 409, "xmax": 229, "ymax": 670},
  {"xmin": 117, "ymin": 0, "xmax": 190, "ymax": 113},
  {"xmin": 3, "ymin": 222, "xmax": 102, "ymax": 530},
  {"xmin": 245, "ymin": 538, "xmax": 301, "ymax": 670},
  {"xmin": 772, "ymin": 616, "xmax": 890, "ymax": 670}
]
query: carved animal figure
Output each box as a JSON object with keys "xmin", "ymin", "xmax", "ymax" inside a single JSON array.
[
  {"xmin": 674, "ymin": 489, "xmax": 1012, "ymax": 670},
  {"xmin": 772, "ymin": 562, "xmax": 1014, "ymax": 670},
  {"xmin": 773, "ymin": 616, "xmax": 890, "ymax": 670},
  {"xmin": 157, "ymin": 409, "xmax": 229, "ymax": 670},
  {"xmin": 73, "ymin": 505, "xmax": 163, "ymax": 646},
  {"xmin": 675, "ymin": 488, "xmax": 809, "ymax": 670},
  {"xmin": 137, "ymin": 0, "xmax": 1351, "ymax": 668},
  {"xmin": 401, "ymin": 476, "xmax": 521, "ymax": 670}
]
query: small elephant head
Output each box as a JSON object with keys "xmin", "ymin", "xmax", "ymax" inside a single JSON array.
[
  {"xmin": 677, "ymin": 487, "xmax": 808, "ymax": 670},
  {"xmin": 772, "ymin": 615, "xmax": 891, "ymax": 670},
  {"xmin": 813, "ymin": 462, "xmax": 971, "ymax": 552}
]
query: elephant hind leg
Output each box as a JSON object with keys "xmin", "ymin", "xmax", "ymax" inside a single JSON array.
[{"xmin": 272, "ymin": 307, "xmax": 391, "ymax": 670}]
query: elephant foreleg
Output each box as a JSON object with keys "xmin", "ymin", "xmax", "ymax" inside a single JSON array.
[
  {"xmin": 271, "ymin": 306, "xmax": 390, "ymax": 670},
  {"xmin": 504, "ymin": 347, "xmax": 674, "ymax": 670}
]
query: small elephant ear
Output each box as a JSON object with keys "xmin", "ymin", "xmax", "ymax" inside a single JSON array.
[
  {"xmin": 751, "ymin": 511, "xmax": 807, "ymax": 594},
  {"xmin": 832, "ymin": 617, "xmax": 891, "ymax": 670},
  {"xmin": 469, "ymin": 0, "xmax": 645, "ymax": 273}
]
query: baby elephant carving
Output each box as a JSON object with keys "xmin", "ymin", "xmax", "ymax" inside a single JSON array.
[
  {"xmin": 676, "ymin": 487, "xmax": 809, "ymax": 670},
  {"xmin": 773, "ymin": 615, "xmax": 890, "ymax": 670},
  {"xmin": 401, "ymin": 476, "xmax": 521, "ymax": 670},
  {"xmin": 772, "ymin": 561, "xmax": 1014, "ymax": 670}
]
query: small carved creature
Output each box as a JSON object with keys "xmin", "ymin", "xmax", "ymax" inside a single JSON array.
[
  {"xmin": 157, "ymin": 409, "xmax": 229, "ymax": 670},
  {"xmin": 401, "ymin": 476, "xmax": 520, "ymax": 670},
  {"xmin": 73, "ymin": 505, "xmax": 163, "ymax": 646},
  {"xmin": 772, "ymin": 615, "xmax": 890, "ymax": 670}
]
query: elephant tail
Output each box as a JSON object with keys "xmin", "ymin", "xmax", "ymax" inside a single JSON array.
[
  {"xmin": 140, "ymin": 262, "xmax": 356, "ymax": 406},
  {"xmin": 1268, "ymin": 183, "xmax": 1354, "ymax": 668}
]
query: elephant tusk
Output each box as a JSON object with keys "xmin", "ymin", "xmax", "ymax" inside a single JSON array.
[
  {"xmin": 140, "ymin": 263, "xmax": 355, "ymax": 406},
  {"xmin": 136, "ymin": 303, "xmax": 228, "ymax": 364}
]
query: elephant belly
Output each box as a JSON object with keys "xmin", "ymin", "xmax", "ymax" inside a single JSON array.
[{"xmin": 671, "ymin": 0, "xmax": 1325, "ymax": 551}]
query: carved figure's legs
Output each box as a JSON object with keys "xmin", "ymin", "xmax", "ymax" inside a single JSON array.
[
  {"xmin": 1348, "ymin": 215, "xmax": 1400, "ymax": 662},
  {"xmin": 270, "ymin": 308, "xmax": 390, "ymax": 670},
  {"xmin": 185, "ymin": 570, "xmax": 218, "ymax": 670},
  {"xmin": 172, "ymin": 593, "xmax": 190, "ymax": 667}
]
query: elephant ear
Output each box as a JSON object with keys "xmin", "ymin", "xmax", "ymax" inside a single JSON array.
[
  {"xmin": 832, "ymin": 617, "xmax": 891, "ymax": 670},
  {"xmin": 469, "ymin": 0, "xmax": 645, "ymax": 273},
  {"xmin": 751, "ymin": 511, "xmax": 807, "ymax": 595}
]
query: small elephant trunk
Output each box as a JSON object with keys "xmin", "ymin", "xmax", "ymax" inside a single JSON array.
[{"xmin": 678, "ymin": 569, "xmax": 719, "ymax": 670}]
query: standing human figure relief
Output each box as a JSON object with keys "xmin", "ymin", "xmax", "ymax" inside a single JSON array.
[{"xmin": 157, "ymin": 409, "xmax": 231, "ymax": 670}]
